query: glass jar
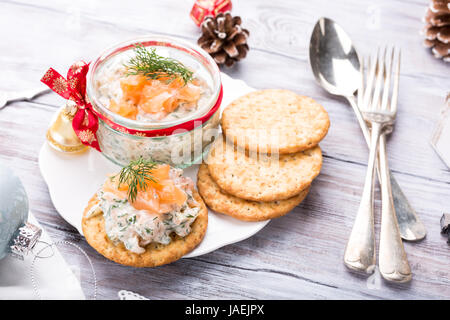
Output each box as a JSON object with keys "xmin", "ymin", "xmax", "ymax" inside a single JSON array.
[{"xmin": 86, "ymin": 36, "xmax": 222, "ymax": 168}]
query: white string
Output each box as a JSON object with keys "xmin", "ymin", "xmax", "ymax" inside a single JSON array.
[
  {"xmin": 30, "ymin": 240, "xmax": 97, "ymax": 300},
  {"xmin": 118, "ymin": 290, "xmax": 149, "ymax": 300},
  {"xmin": 31, "ymin": 240, "xmax": 54, "ymax": 259}
]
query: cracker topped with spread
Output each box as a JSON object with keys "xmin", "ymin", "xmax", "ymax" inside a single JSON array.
[
  {"xmin": 221, "ymin": 89, "xmax": 330, "ymax": 154},
  {"xmin": 82, "ymin": 159, "xmax": 207, "ymax": 267}
]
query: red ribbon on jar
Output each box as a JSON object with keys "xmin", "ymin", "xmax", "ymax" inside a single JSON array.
[
  {"xmin": 41, "ymin": 61, "xmax": 223, "ymax": 151},
  {"xmin": 190, "ymin": 0, "xmax": 232, "ymax": 26},
  {"xmin": 41, "ymin": 62, "xmax": 101, "ymax": 151}
]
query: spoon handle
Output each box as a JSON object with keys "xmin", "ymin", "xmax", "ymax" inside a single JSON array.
[
  {"xmin": 346, "ymin": 96, "xmax": 426, "ymax": 241},
  {"xmin": 344, "ymin": 123, "xmax": 379, "ymax": 272}
]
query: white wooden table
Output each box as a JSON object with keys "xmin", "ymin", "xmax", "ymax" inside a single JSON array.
[{"xmin": 1, "ymin": 0, "xmax": 449, "ymax": 299}]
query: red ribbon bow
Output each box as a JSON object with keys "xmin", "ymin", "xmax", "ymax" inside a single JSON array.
[
  {"xmin": 41, "ymin": 62, "xmax": 101, "ymax": 151},
  {"xmin": 190, "ymin": 0, "xmax": 232, "ymax": 26}
]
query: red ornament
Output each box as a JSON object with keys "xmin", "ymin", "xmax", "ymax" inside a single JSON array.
[{"xmin": 190, "ymin": 0, "xmax": 232, "ymax": 26}]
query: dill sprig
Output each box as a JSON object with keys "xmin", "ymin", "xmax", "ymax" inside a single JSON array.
[
  {"xmin": 117, "ymin": 158, "xmax": 158, "ymax": 203},
  {"xmin": 125, "ymin": 44, "xmax": 193, "ymax": 84}
]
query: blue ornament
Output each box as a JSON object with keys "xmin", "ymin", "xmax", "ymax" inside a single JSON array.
[{"xmin": 0, "ymin": 162, "xmax": 41, "ymax": 260}]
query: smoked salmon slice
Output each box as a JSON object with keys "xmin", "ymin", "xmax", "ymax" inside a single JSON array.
[
  {"xmin": 102, "ymin": 165, "xmax": 187, "ymax": 214},
  {"xmin": 108, "ymin": 74, "xmax": 203, "ymax": 120}
]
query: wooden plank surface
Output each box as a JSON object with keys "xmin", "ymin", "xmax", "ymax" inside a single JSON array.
[{"xmin": 0, "ymin": 0, "xmax": 449, "ymax": 299}]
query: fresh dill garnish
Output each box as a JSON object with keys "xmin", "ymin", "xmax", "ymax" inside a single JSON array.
[
  {"xmin": 117, "ymin": 157, "xmax": 158, "ymax": 203},
  {"xmin": 125, "ymin": 44, "xmax": 193, "ymax": 84},
  {"xmin": 127, "ymin": 215, "xmax": 136, "ymax": 224}
]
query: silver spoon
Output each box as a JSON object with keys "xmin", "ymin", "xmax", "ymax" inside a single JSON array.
[{"xmin": 309, "ymin": 17, "xmax": 426, "ymax": 241}]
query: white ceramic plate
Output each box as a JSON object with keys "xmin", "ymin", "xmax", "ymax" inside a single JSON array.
[{"xmin": 38, "ymin": 73, "xmax": 270, "ymax": 258}]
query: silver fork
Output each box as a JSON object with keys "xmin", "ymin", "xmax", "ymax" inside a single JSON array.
[
  {"xmin": 376, "ymin": 48, "xmax": 412, "ymax": 283},
  {"xmin": 344, "ymin": 48, "xmax": 410, "ymax": 278}
]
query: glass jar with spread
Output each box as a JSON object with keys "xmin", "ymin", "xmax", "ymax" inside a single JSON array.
[{"xmin": 86, "ymin": 36, "xmax": 222, "ymax": 168}]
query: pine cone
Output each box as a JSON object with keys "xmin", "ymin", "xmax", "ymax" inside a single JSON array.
[
  {"xmin": 198, "ymin": 12, "xmax": 250, "ymax": 67},
  {"xmin": 423, "ymin": 0, "xmax": 450, "ymax": 62}
]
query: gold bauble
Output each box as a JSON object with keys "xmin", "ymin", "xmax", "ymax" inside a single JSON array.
[{"xmin": 46, "ymin": 105, "xmax": 88, "ymax": 153}]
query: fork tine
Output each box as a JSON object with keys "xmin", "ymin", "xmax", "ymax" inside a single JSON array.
[
  {"xmin": 381, "ymin": 46, "xmax": 394, "ymax": 111},
  {"xmin": 363, "ymin": 53, "xmax": 377, "ymax": 109},
  {"xmin": 371, "ymin": 47, "xmax": 386, "ymax": 111},
  {"xmin": 358, "ymin": 56, "xmax": 364, "ymax": 107},
  {"xmin": 390, "ymin": 48, "xmax": 401, "ymax": 114}
]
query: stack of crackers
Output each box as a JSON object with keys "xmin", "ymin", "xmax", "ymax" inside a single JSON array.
[{"xmin": 197, "ymin": 89, "xmax": 330, "ymax": 221}]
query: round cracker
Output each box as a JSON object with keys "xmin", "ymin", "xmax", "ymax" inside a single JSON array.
[
  {"xmin": 221, "ymin": 89, "xmax": 330, "ymax": 154},
  {"xmin": 197, "ymin": 163, "xmax": 310, "ymax": 221},
  {"xmin": 81, "ymin": 190, "xmax": 208, "ymax": 267},
  {"xmin": 206, "ymin": 137, "xmax": 322, "ymax": 201}
]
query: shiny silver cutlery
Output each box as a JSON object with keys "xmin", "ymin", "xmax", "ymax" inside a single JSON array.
[
  {"xmin": 309, "ymin": 17, "xmax": 426, "ymax": 242},
  {"xmin": 374, "ymin": 48, "xmax": 412, "ymax": 282},
  {"xmin": 0, "ymin": 87, "xmax": 50, "ymax": 109},
  {"xmin": 343, "ymin": 51, "xmax": 389, "ymax": 273},
  {"xmin": 343, "ymin": 47, "xmax": 411, "ymax": 280}
]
